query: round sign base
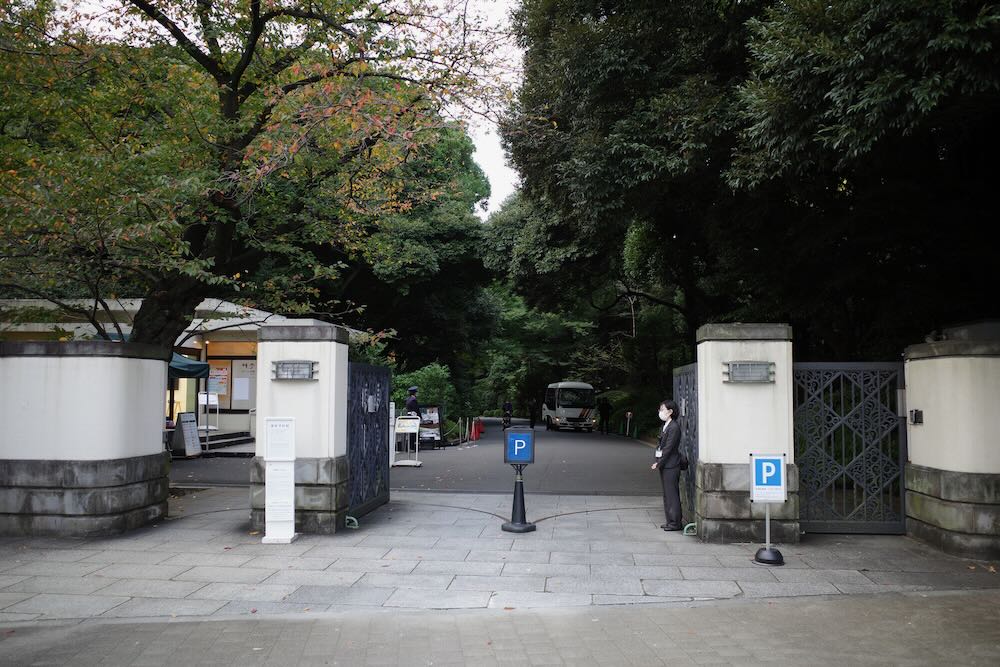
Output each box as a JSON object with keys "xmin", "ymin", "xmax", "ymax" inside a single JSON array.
[
  {"xmin": 754, "ymin": 546, "xmax": 785, "ymax": 566},
  {"xmin": 501, "ymin": 521, "xmax": 537, "ymax": 533}
]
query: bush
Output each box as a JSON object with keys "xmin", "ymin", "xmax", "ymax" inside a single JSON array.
[{"xmin": 392, "ymin": 362, "xmax": 459, "ymax": 419}]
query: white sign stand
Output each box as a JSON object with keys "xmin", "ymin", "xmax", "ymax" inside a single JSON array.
[
  {"xmin": 392, "ymin": 415, "xmax": 422, "ymax": 467},
  {"xmin": 388, "ymin": 402, "xmax": 397, "ymax": 468},
  {"xmin": 750, "ymin": 453, "xmax": 787, "ymax": 565},
  {"xmin": 262, "ymin": 417, "xmax": 298, "ymax": 544}
]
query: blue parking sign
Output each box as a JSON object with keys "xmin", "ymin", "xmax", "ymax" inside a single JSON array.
[
  {"xmin": 750, "ymin": 453, "xmax": 786, "ymax": 502},
  {"xmin": 505, "ymin": 430, "xmax": 534, "ymax": 464}
]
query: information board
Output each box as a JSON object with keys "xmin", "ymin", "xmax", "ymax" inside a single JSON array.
[
  {"xmin": 265, "ymin": 418, "xmax": 295, "ymax": 461},
  {"xmin": 171, "ymin": 412, "xmax": 201, "ymax": 457},
  {"xmin": 395, "ymin": 415, "xmax": 421, "ymax": 434},
  {"xmin": 263, "ymin": 417, "xmax": 297, "ymax": 544}
]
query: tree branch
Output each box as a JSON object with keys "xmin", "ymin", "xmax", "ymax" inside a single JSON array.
[
  {"xmin": 126, "ymin": 0, "xmax": 227, "ymax": 83},
  {"xmin": 259, "ymin": 8, "xmax": 358, "ymax": 39},
  {"xmin": 195, "ymin": 0, "xmax": 223, "ymax": 62}
]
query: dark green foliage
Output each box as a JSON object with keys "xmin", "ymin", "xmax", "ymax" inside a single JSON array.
[{"xmin": 503, "ymin": 0, "xmax": 1000, "ymax": 368}]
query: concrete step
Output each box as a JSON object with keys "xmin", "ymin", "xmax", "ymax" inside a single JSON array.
[{"xmin": 201, "ymin": 441, "xmax": 255, "ymax": 458}]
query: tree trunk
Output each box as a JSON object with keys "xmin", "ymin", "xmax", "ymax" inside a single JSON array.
[{"xmin": 129, "ymin": 275, "xmax": 208, "ymax": 350}]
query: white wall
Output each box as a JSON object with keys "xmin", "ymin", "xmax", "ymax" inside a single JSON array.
[
  {"xmin": 255, "ymin": 339, "xmax": 349, "ymax": 459},
  {"xmin": 697, "ymin": 339, "xmax": 794, "ymax": 464},
  {"xmin": 0, "ymin": 355, "xmax": 166, "ymax": 461},
  {"xmin": 906, "ymin": 356, "xmax": 1000, "ymax": 474}
]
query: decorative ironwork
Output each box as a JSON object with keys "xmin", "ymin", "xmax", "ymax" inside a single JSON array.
[
  {"xmin": 793, "ymin": 363, "xmax": 907, "ymax": 533},
  {"xmin": 672, "ymin": 363, "xmax": 699, "ymax": 523},
  {"xmin": 347, "ymin": 363, "xmax": 391, "ymax": 517}
]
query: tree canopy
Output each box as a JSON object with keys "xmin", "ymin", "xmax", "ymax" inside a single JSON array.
[
  {"xmin": 1, "ymin": 0, "xmax": 505, "ymax": 348},
  {"xmin": 502, "ymin": 0, "xmax": 1000, "ymax": 363}
]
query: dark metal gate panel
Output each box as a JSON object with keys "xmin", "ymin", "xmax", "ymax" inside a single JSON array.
[
  {"xmin": 347, "ymin": 363, "xmax": 391, "ymax": 517},
  {"xmin": 672, "ymin": 363, "xmax": 698, "ymax": 523},
  {"xmin": 793, "ymin": 363, "xmax": 906, "ymax": 534}
]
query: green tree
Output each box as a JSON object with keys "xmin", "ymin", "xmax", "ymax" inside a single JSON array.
[
  {"xmin": 392, "ymin": 362, "xmax": 459, "ymax": 418},
  {"xmin": 0, "ymin": 0, "xmax": 504, "ymax": 347}
]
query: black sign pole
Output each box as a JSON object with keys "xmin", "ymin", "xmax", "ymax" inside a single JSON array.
[{"xmin": 502, "ymin": 463, "xmax": 536, "ymax": 533}]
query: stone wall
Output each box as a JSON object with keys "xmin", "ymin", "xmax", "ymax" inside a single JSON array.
[
  {"xmin": 0, "ymin": 452, "xmax": 170, "ymax": 536},
  {"xmin": 906, "ymin": 464, "xmax": 1000, "ymax": 560},
  {"xmin": 695, "ymin": 462, "xmax": 800, "ymax": 543},
  {"xmin": 249, "ymin": 456, "xmax": 349, "ymax": 534}
]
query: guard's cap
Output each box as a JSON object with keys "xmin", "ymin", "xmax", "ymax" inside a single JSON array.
[{"xmin": 408, "ymin": 386, "xmax": 418, "ymax": 393}]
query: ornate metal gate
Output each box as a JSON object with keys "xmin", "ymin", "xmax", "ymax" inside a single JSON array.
[
  {"xmin": 672, "ymin": 363, "xmax": 699, "ymax": 523},
  {"xmin": 347, "ymin": 363, "xmax": 391, "ymax": 517},
  {"xmin": 793, "ymin": 363, "xmax": 907, "ymax": 533}
]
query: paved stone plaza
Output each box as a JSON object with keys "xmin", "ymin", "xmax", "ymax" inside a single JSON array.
[{"xmin": 1, "ymin": 488, "xmax": 998, "ymax": 664}]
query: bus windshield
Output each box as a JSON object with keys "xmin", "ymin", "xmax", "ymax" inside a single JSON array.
[{"xmin": 558, "ymin": 388, "xmax": 595, "ymax": 408}]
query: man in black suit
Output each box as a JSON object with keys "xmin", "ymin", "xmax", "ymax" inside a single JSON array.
[{"xmin": 651, "ymin": 399, "xmax": 683, "ymax": 531}]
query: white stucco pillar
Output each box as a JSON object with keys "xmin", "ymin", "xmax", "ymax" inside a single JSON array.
[
  {"xmin": 251, "ymin": 322, "xmax": 351, "ymax": 533},
  {"xmin": 903, "ymin": 329, "xmax": 1000, "ymax": 559},
  {"xmin": 694, "ymin": 324, "xmax": 799, "ymax": 543}
]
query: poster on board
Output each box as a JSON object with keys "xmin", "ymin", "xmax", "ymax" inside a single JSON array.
[
  {"xmin": 418, "ymin": 405, "xmax": 443, "ymax": 446},
  {"xmin": 171, "ymin": 412, "xmax": 201, "ymax": 457},
  {"xmin": 207, "ymin": 366, "xmax": 230, "ymax": 395}
]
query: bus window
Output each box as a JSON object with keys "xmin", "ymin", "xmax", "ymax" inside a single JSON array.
[{"xmin": 558, "ymin": 387, "xmax": 595, "ymax": 408}]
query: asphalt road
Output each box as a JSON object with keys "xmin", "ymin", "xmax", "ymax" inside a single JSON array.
[
  {"xmin": 393, "ymin": 418, "xmax": 661, "ymax": 495},
  {"xmin": 170, "ymin": 418, "xmax": 661, "ymax": 495}
]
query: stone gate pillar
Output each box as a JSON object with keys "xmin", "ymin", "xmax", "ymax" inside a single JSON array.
[
  {"xmin": 904, "ymin": 322, "xmax": 1000, "ymax": 559},
  {"xmin": 250, "ymin": 322, "xmax": 350, "ymax": 533},
  {"xmin": 695, "ymin": 324, "xmax": 799, "ymax": 543}
]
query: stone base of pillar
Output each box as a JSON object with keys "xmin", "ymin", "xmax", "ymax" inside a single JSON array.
[
  {"xmin": 906, "ymin": 463, "xmax": 1000, "ymax": 560},
  {"xmin": 695, "ymin": 461, "xmax": 800, "ymax": 544},
  {"xmin": 250, "ymin": 456, "xmax": 349, "ymax": 534},
  {"xmin": 0, "ymin": 452, "xmax": 170, "ymax": 537}
]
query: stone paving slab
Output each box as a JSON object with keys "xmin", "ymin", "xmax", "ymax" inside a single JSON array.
[
  {"xmin": 174, "ymin": 566, "xmax": 277, "ymax": 585},
  {"xmin": 642, "ymin": 580, "xmax": 742, "ymax": 598},
  {"xmin": 95, "ymin": 579, "xmax": 208, "ymax": 599},
  {"xmin": 737, "ymin": 581, "xmax": 842, "ymax": 598},
  {"xmin": 545, "ymin": 577, "xmax": 644, "ymax": 596},
  {"xmin": 450, "ymin": 575, "xmax": 546, "ymax": 592},
  {"xmin": 100, "ymin": 597, "xmax": 228, "ymax": 618},
  {"xmin": 90, "ymin": 563, "xmax": 193, "ymax": 580},
  {"xmin": 499, "ymin": 563, "xmax": 590, "ymax": 577},
  {"xmin": 188, "ymin": 583, "xmax": 300, "ymax": 602},
  {"xmin": 78, "ymin": 550, "xmax": 176, "ymax": 565},
  {"xmin": 414, "ymin": 560, "xmax": 505, "ymax": 576},
  {"xmin": 262, "ymin": 570, "xmax": 364, "ymax": 587},
  {"xmin": 488, "ymin": 592, "xmax": 592, "ymax": 608},
  {"xmin": 4, "ymin": 575, "xmax": 114, "ymax": 595},
  {"xmin": 240, "ymin": 556, "xmax": 336, "ymax": 571},
  {"xmin": 325, "ymin": 558, "xmax": 418, "ymax": 574},
  {"xmin": 5, "ymin": 593, "xmax": 129, "ymax": 619},
  {"xmin": 679, "ymin": 566, "xmax": 779, "ymax": 582},
  {"xmin": 284, "ymin": 585, "xmax": 393, "ymax": 606},
  {"xmin": 384, "ymin": 588, "xmax": 491, "ymax": 609}
]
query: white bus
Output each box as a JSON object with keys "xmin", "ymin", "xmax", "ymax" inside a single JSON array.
[{"xmin": 542, "ymin": 381, "xmax": 597, "ymax": 432}]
